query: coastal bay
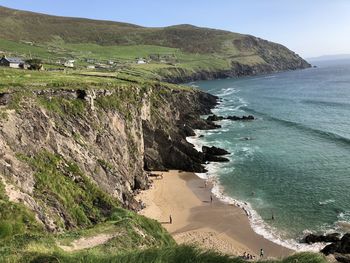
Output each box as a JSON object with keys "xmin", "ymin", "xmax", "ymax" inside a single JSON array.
[{"xmin": 137, "ymin": 171, "xmax": 292, "ymax": 259}]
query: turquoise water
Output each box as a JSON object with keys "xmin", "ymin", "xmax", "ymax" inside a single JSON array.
[{"xmin": 193, "ymin": 59, "xmax": 350, "ymax": 249}]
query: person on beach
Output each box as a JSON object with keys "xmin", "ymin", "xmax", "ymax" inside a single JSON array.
[
  {"xmin": 169, "ymin": 215, "xmax": 172, "ymax": 224},
  {"xmin": 210, "ymin": 195, "xmax": 213, "ymax": 203},
  {"xmin": 260, "ymin": 248, "xmax": 264, "ymax": 258},
  {"xmin": 243, "ymin": 252, "xmax": 247, "ymax": 259},
  {"xmin": 204, "ymin": 180, "xmax": 208, "ymax": 188}
]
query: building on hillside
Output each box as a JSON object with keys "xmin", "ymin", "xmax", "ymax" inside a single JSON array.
[
  {"xmin": 0, "ymin": 56, "xmax": 25, "ymax": 69},
  {"xmin": 137, "ymin": 58, "xmax": 147, "ymax": 64},
  {"xmin": 64, "ymin": 61, "xmax": 74, "ymax": 68}
]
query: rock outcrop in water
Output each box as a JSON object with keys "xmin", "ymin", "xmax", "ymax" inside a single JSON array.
[
  {"xmin": 207, "ymin": 114, "xmax": 255, "ymax": 122},
  {"xmin": 202, "ymin": 146, "xmax": 230, "ymax": 163},
  {"xmin": 304, "ymin": 233, "xmax": 341, "ymax": 244}
]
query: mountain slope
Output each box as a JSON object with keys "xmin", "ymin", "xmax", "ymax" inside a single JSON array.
[{"xmin": 0, "ymin": 5, "xmax": 310, "ymax": 81}]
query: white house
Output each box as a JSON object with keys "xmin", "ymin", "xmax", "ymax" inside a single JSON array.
[
  {"xmin": 137, "ymin": 58, "xmax": 147, "ymax": 64},
  {"xmin": 0, "ymin": 56, "xmax": 25, "ymax": 69},
  {"xmin": 64, "ymin": 61, "xmax": 74, "ymax": 68}
]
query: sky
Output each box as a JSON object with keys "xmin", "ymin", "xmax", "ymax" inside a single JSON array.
[{"xmin": 0, "ymin": 0, "xmax": 349, "ymax": 58}]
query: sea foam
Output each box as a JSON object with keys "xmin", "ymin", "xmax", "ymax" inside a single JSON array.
[{"xmin": 186, "ymin": 132, "xmax": 325, "ymax": 253}]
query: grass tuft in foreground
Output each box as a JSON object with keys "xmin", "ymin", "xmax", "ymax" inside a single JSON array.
[{"xmin": 24, "ymin": 246, "xmax": 327, "ymax": 263}]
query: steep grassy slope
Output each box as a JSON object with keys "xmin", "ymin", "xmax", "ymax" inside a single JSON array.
[{"xmin": 0, "ymin": 6, "xmax": 310, "ymax": 82}]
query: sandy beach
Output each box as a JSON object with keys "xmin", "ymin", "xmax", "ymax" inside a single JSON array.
[{"xmin": 137, "ymin": 170, "xmax": 293, "ymax": 259}]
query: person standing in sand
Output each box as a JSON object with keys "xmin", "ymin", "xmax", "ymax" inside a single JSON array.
[
  {"xmin": 260, "ymin": 248, "xmax": 264, "ymax": 258},
  {"xmin": 169, "ymin": 215, "xmax": 172, "ymax": 224},
  {"xmin": 210, "ymin": 195, "xmax": 213, "ymax": 203}
]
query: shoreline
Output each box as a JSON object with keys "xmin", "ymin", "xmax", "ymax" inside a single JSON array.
[{"xmin": 137, "ymin": 170, "xmax": 293, "ymax": 259}]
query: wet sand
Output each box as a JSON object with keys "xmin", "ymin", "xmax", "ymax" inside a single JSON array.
[{"xmin": 137, "ymin": 170, "xmax": 293, "ymax": 259}]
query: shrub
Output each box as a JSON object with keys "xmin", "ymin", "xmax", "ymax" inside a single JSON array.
[{"xmin": 0, "ymin": 221, "xmax": 13, "ymax": 239}]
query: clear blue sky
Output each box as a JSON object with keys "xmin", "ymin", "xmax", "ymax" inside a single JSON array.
[{"xmin": 1, "ymin": 0, "xmax": 349, "ymax": 58}]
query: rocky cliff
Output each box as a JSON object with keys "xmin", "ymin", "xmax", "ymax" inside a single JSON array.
[
  {"xmin": 160, "ymin": 35, "xmax": 311, "ymax": 83},
  {"xmin": 0, "ymin": 83, "xmax": 217, "ymax": 231}
]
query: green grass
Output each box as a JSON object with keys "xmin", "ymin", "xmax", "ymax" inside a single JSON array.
[
  {"xmin": 37, "ymin": 96, "xmax": 87, "ymax": 117},
  {"xmin": 17, "ymin": 151, "xmax": 120, "ymax": 229},
  {"xmin": 63, "ymin": 43, "xmax": 178, "ymax": 61},
  {"xmin": 0, "ymin": 68, "xmax": 129, "ymax": 91},
  {"xmin": 6, "ymin": 245, "xmax": 327, "ymax": 263},
  {"xmin": 0, "ymin": 212, "xmax": 175, "ymax": 263},
  {"xmin": 0, "ymin": 180, "xmax": 43, "ymax": 240},
  {"xmin": 0, "ymin": 39, "xmax": 55, "ymax": 60}
]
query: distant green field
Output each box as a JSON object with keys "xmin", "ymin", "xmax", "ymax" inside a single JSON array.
[
  {"xmin": 0, "ymin": 68, "xmax": 128, "ymax": 92},
  {"xmin": 0, "ymin": 39, "xmax": 54, "ymax": 59},
  {"xmin": 63, "ymin": 43, "xmax": 178, "ymax": 60}
]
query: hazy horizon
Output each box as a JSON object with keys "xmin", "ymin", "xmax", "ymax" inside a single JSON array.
[{"xmin": 0, "ymin": 0, "xmax": 349, "ymax": 58}]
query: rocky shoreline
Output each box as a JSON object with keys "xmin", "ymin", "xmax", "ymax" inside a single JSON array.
[
  {"xmin": 302, "ymin": 233, "xmax": 350, "ymax": 262},
  {"xmin": 143, "ymin": 93, "xmax": 248, "ymax": 173},
  {"xmin": 161, "ymin": 56, "xmax": 311, "ymax": 84}
]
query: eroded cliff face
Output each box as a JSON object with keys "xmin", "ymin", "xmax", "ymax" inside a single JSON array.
[
  {"xmin": 161, "ymin": 36, "xmax": 311, "ymax": 84},
  {"xmin": 0, "ymin": 84, "xmax": 217, "ymax": 231}
]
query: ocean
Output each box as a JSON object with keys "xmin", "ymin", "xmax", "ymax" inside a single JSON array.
[{"xmin": 189, "ymin": 59, "xmax": 350, "ymax": 250}]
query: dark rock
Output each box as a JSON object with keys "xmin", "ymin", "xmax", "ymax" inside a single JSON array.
[
  {"xmin": 321, "ymin": 243, "xmax": 339, "ymax": 255},
  {"xmin": 321, "ymin": 233, "xmax": 350, "ymax": 256},
  {"xmin": 304, "ymin": 234, "xmax": 323, "ymax": 244},
  {"xmin": 202, "ymin": 146, "xmax": 230, "ymax": 156},
  {"xmin": 199, "ymin": 135, "xmax": 204, "ymax": 138},
  {"xmin": 190, "ymin": 119, "xmax": 221, "ymax": 130},
  {"xmin": 207, "ymin": 114, "xmax": 255, "ymax": 122},
  {"xmin": 227, "ymin": 115, "xmax": 255, "ymax": 121},
  {"xmin": 325, "ymin": 233, "xmax": 341, "ymax": 243},
  {"xmin": 181, "ymin": 124, "xmax": 196, "ymax": 137},
  {"xmin": 204, "ymin": 155, "xmax": 230, "ymax": 163},
  {"xmin": 76, "ymin": 89, "xmax": 87, "ymax": 100},
  {"xmin": 339, "ymin": 234, "xmax": 350, "ymax": 254},
  {"xmin": 207, "ymin": 115, "xmax": 224, "ymax": 122},
  {"xmin": 304, "ymin": 233, "xmax": 340, "ymax": 244},
  {"xmin": 0, "ymin": 93, "xmax": 11, "ymax": 105},
  {"xmin": 335, "ymin": 253, "xmax": 350, "ymax": 263}
]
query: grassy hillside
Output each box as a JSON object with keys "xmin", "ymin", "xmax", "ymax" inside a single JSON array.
[
  {"xmin": 0, "ymin": 6, "xmax": 238, "ymax": 53},
  {"xmin": 0, "ymin": 5, "xmax": 310, "ymax": 82}
]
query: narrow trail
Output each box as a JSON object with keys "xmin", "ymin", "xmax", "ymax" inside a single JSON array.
[{"xmin": 59, "ymin": 233, "xmax": 119, "ymax": 252}]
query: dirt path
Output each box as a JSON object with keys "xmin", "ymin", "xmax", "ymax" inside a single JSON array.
[{"xmin": 59, "ymin": 233, "xmax": 119, "ymax": 252}]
